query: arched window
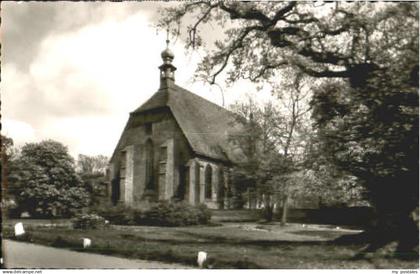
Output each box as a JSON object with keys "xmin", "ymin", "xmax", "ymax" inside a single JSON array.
[
  {"xmin": 145, "ymin": 139, "xmax": 154, "ymax": 190},
  {"xmin": 205, "ymin": 164, "xmax": 213, "ymax": 199}
]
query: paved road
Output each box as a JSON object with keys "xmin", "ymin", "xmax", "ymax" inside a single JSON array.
[{"xmin": 2, "ymin": 240, "xmax": 191, "ymax": 269}]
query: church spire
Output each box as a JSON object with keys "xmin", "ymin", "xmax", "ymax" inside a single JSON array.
[{"xmin": 159, "ymin": 31, "xmax": 176, "ymax": 87}]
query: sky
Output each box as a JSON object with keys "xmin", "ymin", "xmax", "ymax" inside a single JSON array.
[{"xmin": 1, "ymin": 2, "xmax": 275, "ymax": 159}]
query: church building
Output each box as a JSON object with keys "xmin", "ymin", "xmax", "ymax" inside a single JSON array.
[{"xmin": 108, "ymin": 42, "xmax": 242, "ymax": 209}]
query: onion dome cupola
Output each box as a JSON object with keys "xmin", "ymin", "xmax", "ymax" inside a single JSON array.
[{"xmin": 159, "ymin": 39, "xmax": 177, "ymax": 87}]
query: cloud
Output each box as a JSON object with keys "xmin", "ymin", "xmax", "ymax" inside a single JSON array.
[
  {"xmin": 1, "ymin": 2, "xmax": 157, "ymax": 71},
  {"xmin": 2, "ymin": 3, "xmax": 206, "ymax": 157}
]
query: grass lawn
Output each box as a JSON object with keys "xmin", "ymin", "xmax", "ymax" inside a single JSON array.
[{"xmin": 2, "ymin": 221, "xmax": 418, "ymax": 269}]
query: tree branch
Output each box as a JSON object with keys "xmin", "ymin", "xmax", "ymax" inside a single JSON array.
[
  {"xmin": 218, "ymin": 2, "xmax": 272, "ymax": 26},
  {"xmin": 295, "ymin": 63, "xmax": 350, "ymax": 78},
  {"xmin": 188, "ymin": 4, "xmax": 218, "ymax": 48},
  {"xmin": 218, "ymin": 2, "xmax": 297, "ymax": 28},
  {"xmin": 248, "ymin": 61, "xmax": 288, "ymax": 82},
  {"xmin": 271, "ymin": 2, "xmax": 297, "ymax": 25},
  {"xmin": 297, "ymin": 46, "xmax": 350, "ymax": 66},
  {"xmin": 210, "ymin": 26, "xmax": 264, "ymax": 84}
]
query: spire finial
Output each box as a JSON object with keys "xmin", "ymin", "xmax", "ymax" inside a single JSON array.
[
  {"xmin": 166, "ymin": 27, "xmax": 170, "ymax": 48},
  {"xmin": 159, "ymin": 27, "xmax": 176, "ymax": 86}
]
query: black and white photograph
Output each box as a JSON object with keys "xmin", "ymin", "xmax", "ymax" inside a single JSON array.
[{"xmin": 1, "ymin": 1, "xmax": 418, "ymax": 271}]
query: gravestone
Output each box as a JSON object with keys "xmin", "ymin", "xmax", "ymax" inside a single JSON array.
[
  {"xmin": 14, "ymin": 223, "xmax": 25, "ymax": 236},
  {"xmin": 83, "ymin": 238, "xmax": 91, "ymax": 248},
  {"xmin": 197, "ymin": 251, "xmax": 207, "ymax": 268}
]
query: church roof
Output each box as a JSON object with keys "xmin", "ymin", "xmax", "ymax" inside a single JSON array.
[
  {"xmin": 110, "ymin": 42, "xmax": 243, "ymax": 164},
  {"xmin": 129, "ymin": 83, "xmax": 241, "ymax": 163}
]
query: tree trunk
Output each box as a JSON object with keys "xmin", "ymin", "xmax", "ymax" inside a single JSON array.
[
  {"xmin": 281, "ymin": 194, "xmax": 289, "ymax": 225},
  {"xmin": 356, "ymin": 177, "xmax": 419, "ymax": 259},
  {"xmin": 353, "ymin": 209, "xmax": 418, "ymax": 260},
  {"xmin": 263, "ymin": 194, "xmax": 274, "ymax": 222},
  {"xmin": 395, "ymin": 210, "xmax": 419, "ymax": 258}
]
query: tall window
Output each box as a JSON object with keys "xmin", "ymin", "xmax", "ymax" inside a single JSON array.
[
  {"xmin": 179, "ymin": 165, "xmax": 189, "ymax": 200},
  {"xmin": 205, "ymin": 165, "xmax": 213, "ymax": 199},
  {"xmin": 119, "ymin": 151, "xmax": 126, "ymax": 187},
  {"xmin": 159, "ymin": 146, "xmax": 167, "ymax": 190},
  {"xmin": 111, "ymin": 175, "xmax": 120, "ymax": 205},
  {"xmin": 145, "ymin": 139, "xmax": 154, "ymax": 190}
]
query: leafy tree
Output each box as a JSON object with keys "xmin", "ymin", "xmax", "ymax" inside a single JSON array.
[
  {"xmin": 311, "ymin": 76, "xmax": 418, "ymax": 255},
  {"xmin": 1, "ymin": 135, "xmax": 20, "ymax": 217},
  {"xmin": 12, "ymin": 140, "xmax": 90, "ymax": 218},
  {"xmin": 76, "ymin": 154, "xmax": 109, "ymax": 208},
  {"xmin": 1, "ymin": 135, "xmax": 14, "ymax": 156},
  {"xmin": 228, "ymin": 99, "xmax": 288, "ymax": 220},
  {"xmin": 302, "ymin": 166, "xmax": 368, "ymax": 209},
  {"xmin": 269, "ymin": 72, "xmax": 313, "ymax": 224},
  {"xmin": 160, "ymin": 2, "xmax": 418, "ymax": 255},
  {"xmin": 228, "ymin": 73, "xmax": 312, "ymax": 223},
  {"xmin": 1, "ymin": 135, "xmax": 14, "ymax": 193},
  {"xmin": 301, "ymin": 129, "xmax": 368, "ymax": 208},
  {"xmin": 77, "ymin": 154, "xmax": 108, "ymax": 175},
  {"xmin": 229, "ymin": 72, "xmax": 366, "ymax": 224}
]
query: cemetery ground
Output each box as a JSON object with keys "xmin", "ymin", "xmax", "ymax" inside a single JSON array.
[{"xmin": 2, "ymin": 218, "xmax": 418, "ymax": 269}]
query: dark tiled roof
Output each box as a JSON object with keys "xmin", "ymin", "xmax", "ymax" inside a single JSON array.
[{"xmin": 131, "ymin": 83, "xmax": 241, "ymax": 162}]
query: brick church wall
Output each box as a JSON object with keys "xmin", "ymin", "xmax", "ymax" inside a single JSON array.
[{"xmin": 110, "ymin": 107, "xmax": 194, "ymax": 205}]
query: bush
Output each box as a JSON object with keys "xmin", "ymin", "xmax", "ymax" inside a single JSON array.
[
  {"xmin": 229, "ymin": 195, "xmax": 246, "ymax": 209},
  {"xmin": 72, "ymin": 213, "xmax": 106, "ymax": 229},
  {"xmin": 93, "ymin": 205, "xmax": 135, "ymax": 225},
  {"xmin": 259, "ymin": 205, "xmax": 275, "ymax": 222},
  {"xmin": 51, "ymin": 235, "xmax": 73, "ymax": 248},
  {"xmin": 196, "ymin": 204, "xmax": 212, "ymax": 224},
  {"xmin": 96, "ymin": 201, "xmax": 212, "ymax": 227},
  {"xmin": 3, "ymin": 199, "xmax": 21, "ymax": 218},
  {"xmin": 134, "ymin": 201, "xmax": 211, "ymax": 226}
]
